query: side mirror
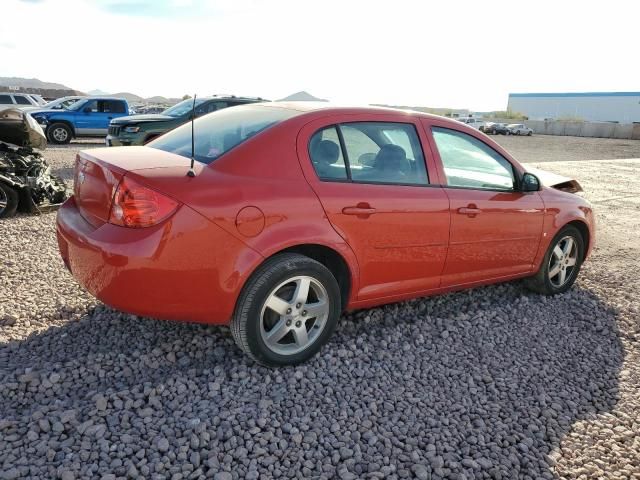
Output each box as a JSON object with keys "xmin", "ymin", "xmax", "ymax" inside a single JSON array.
[
  {"xmin": 521, "ymin": 172, "xmax": 541, "ymax": 192},
  {"xmin": 83, "ymin": 107, "xmax": 92, "ymax": 113}
]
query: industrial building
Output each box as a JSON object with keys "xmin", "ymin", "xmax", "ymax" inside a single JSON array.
[{"xmin": 507, "ymin": 92, "xmax": 640, "ymax": 123}]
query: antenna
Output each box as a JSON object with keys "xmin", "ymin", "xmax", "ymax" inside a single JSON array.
[{"xmin": 187, "ymin": 93, "xmax": 197, "ymax": 178}]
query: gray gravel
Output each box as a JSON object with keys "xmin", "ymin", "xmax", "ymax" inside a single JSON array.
[
  {"xmin": 492, "ymin": 134, "xmax": 640, "ymax": 163},
  {"xmin": 1, "ymin": 144, "xmax": 639, "ymax": 479}
]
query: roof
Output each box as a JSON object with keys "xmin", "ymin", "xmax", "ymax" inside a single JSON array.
[
  {"xmin": 509, "ymin": 91, "xmax": 640, "ymax": 98},
  {"xmin": 256, "ymin": 101, "xmax": 455, "ymax": 124}
]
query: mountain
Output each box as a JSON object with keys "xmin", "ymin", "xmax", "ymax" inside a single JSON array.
[
  {"xmin": 108, "ymin": 92, "xmax": 145, "ymax": 103},
  {"xmin": 88, "ymin": 89, "xmax": 110, "ymax": 96},
  {"xmin": 0, "ymin": 76, "xmax": 84, "ymax": 98},
  {"xmin": 278, "ymin": 91, "xmax": 327, "ymax": 102},
  {"xmin": 0, "ymin": 76, "xmax": 71, "ymax": 90}
]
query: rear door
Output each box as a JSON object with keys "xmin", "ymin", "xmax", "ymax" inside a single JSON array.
[
  {"xmin": 424, "ymin": 120, "xmax": 544, "ymax": 286},
  {"xmin": 297, "ymin": 114, "xmax": 450, "ymax": 301}
]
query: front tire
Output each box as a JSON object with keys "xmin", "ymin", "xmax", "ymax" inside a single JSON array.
[
  {"xmin": 0, "ymin": 182, "xmax": 19, "ymax": 218},
  {"xmin": 231, "ymin": 253, "xmax": 341, "ymax": 367},
  {"xmin": 524, "ymin": 225, "xmax": 584, "ymax": 295},
  {"xmin": 47, "ymin": 123, "xmax": 72, "ymax": 144}
]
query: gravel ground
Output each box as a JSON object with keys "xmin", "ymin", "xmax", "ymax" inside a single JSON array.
[
  {"xmin": 492, "ymin": 134, "xmax": 640, "ymax": 163},
  {"xmin": 0, "ymin": 140, "xmax": 639, "ymax": 479}
]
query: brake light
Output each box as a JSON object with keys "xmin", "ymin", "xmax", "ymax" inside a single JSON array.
[{"xmin": 109, "ymin": 177, "xmax": 179, "ymax": 228}]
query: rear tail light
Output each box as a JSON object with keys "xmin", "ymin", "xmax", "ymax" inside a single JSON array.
[{"xmin": 109, "ymin": 177, "xmax": 179, "ymax": 228}]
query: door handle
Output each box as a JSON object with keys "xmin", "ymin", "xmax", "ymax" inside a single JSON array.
[
  {"xmin": 342, "ymin": 203, "xmax": 376, "ymax": 216},
  {"xmin": 457, "ymin": 205, "xmax": 481, "ymax": 216},
  {"xmin": 107, "ymin": 117, "xmax": 113, "ymax": 120}
]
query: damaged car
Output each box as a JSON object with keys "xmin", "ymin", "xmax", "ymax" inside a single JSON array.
[{"xmin": 0, "ymin": 108, "xmax": 68, "ymax": 218}]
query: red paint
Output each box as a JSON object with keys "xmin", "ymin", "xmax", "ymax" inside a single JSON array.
[
  {"xmin": 235, "ymin": 206, "xmax": 265, "ymax": 237},
  {"xmin": 56, "ymin": 104, "xmax": 594, "ymax": 325}
]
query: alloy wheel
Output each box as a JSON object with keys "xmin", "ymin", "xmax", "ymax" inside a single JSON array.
[
  {"xmin": 548, "ymin": 235, "xmax": 578, "ymax": 288},
  {"xmin": 259, "ymin": 275, "xmax": 329, "ymax": 356},
  {"xmin": 53, "ymin": 127, "xmax": 68, "ymax": 142}
]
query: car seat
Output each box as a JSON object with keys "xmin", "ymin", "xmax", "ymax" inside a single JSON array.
[{"xmin": 310, "ymin": 140, "xmax": 342, "ymax": 178}]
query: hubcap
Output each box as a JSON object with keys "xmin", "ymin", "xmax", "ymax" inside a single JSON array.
[
  {"xmin": 259, "ymin": 276, "xmax": 329, "ymax": 356},
  {"xmin": 53, "ymin": 128, "xmax": 68, "ymax": 141},
  {"xmin": 548, "ymin": 235, "xmax": 578, "ymax": 288}
]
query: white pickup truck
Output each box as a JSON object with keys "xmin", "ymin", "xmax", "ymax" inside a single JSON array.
[{"xmin": 456, "ymin": 117, "xmax": 485, "ymax": 130}]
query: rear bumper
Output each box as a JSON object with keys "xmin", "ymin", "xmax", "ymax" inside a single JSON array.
[{"xmin": 56, "ymin": 196, "xmax": 262, "ymax": 324}]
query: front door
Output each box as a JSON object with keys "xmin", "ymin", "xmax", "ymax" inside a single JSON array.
[
  {"xmin": 427, "ymin": 124, "xmax": 544, "ymax": 286},
  {"xmin": 297, "ymin": 117, "xmax": 451, "ymax": 301}
]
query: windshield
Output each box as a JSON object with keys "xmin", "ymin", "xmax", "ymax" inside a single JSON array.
[
  {"xmin": 44, "ymin": 97, "xmax": 77, "ymax": 109},
  {"xmin": 162, "ymin": 98, "xmax": 207, "ymax": 117},
  {"xmin": 30, "ymin": 95, "xmax": 46, "ymax": 105},
  {"xmin": 149, "ymin": 105, "xmax": 298, "ymax": 164}
]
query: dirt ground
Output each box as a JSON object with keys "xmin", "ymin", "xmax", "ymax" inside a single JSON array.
[{"xmin": 493, "ymin": 134, "xmax": 640, "ymax": 163}]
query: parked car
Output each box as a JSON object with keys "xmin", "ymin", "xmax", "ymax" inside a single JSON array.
[
  {"xmin": 508, "ymin": 123, "xmax": 533, "ymax": 136},
  {"xmin": 484, "ymin": 122, "xmax": 511, "ymax": 135},
  {"xmin": 0, "ymin": 108, "xmax": 68, "ymax": 218},
  {"xmin": 456, "ymin": 117, "xmax": 484, "ymax": 130},
  {"xmin": 106, "ymin": 95, "xmax": 266, "ymax": 147},
  {"xmin": 20, "ymin": 95, "xmax": 85, "ymax": 113},
  {"xmin": 0, "ymin": 92, "xmax": 43, "ymax": 111},
  {"xmin": 29, "ymin": 97, "xmax": 130, "ymax": 144},
  {"xmin": 57, "ymin": 103, "xmax": 594, "ymax": 366}
]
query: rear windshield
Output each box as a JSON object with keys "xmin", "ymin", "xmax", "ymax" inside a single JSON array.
[{"xmin": 148, "ymin": 105, "xmax": 298, "ymax": 164}]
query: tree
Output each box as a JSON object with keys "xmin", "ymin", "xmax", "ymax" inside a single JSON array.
[{"xmin": 182, "ymin": 94, "xmax": 192, "ymax": 100}]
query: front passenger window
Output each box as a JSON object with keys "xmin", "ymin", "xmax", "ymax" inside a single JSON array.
[
  {"xmin": 14, "ymin": 96, "xmax": 31, "ymax": 105},
  {"xmin": 83, "ymin": 101, "xmax": 99, "ymax": 113},
  {"xmin": 432, "ymin": 127, "xmax": 515, "ymax": 191}
]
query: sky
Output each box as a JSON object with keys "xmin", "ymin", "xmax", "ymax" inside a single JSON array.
[{"xmin": 1, "ymin": 0, "xmax": 639, "ymax": 111}]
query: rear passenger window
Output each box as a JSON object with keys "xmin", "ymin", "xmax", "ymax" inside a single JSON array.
[
  {"xmin": 309, "ymin": 127, "xmax": 348, "ymax": 180},
  {"xmin": 309, "ymin": 122, "xmax": 429, "ymax": 185},
  {"xmin": 103, "ymin": 100, "xmax": 126, "ymax": 113},
  {"xmin": 14, "ymin": 96, "xmax": 31, "ymax": 105},
  {"xmin": 0, "ymin": 95, "xmax": 12, "ymax": 104}
]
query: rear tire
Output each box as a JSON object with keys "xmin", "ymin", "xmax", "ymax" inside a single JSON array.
[
  {"xmin": 527, "ymin": 131, "xmax": 533, "ymax": 136},
  {"xmin": 47, "ymin": 123, "xmax": 72, "ymax": 144},
  {"xmin": 524, "ymin": 225, "xmax": 584, "ymax": 295},
  {"xmin": 0, "ymin": 182, "xmax": 19, "ymax": 218},
  {"xmin": 230, "ymin": 253, "xmax": 341, "ymax": 367}
]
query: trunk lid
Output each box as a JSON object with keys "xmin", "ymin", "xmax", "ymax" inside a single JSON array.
[{"xmin": 74, "ymin": 146, "xmax": 193, "ymax": 227}]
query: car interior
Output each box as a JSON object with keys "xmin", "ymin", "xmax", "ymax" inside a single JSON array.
[{"xmin": 309, "ymin": 123, "xmax": 429, "ymax": 185}]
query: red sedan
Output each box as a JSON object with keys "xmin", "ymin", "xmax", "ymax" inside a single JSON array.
[{"xmin": 57, "ymin": 103, "xmax": 594, "ymax": 366}]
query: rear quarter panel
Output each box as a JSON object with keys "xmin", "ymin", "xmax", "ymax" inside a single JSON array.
[{"xmin": 136, "ymin": 121, "xmax": 361, "ymax": 303}]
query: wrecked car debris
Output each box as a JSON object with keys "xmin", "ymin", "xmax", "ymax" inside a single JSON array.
[{"xmin": 0, "ymin": 108, "xmax": 68, "ymax": 218}]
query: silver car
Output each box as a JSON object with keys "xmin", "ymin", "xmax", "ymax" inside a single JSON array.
[
  {"xmin": 20, "ymin": 95, "xmax": 85, "ymax": 113},
  {"xmin": 0, "ymin": 92, "xmax": 43, "ymax": 112},
  {"xmin": 507, "ymin": 123, "xmax": 533, "ymax": 136}
]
